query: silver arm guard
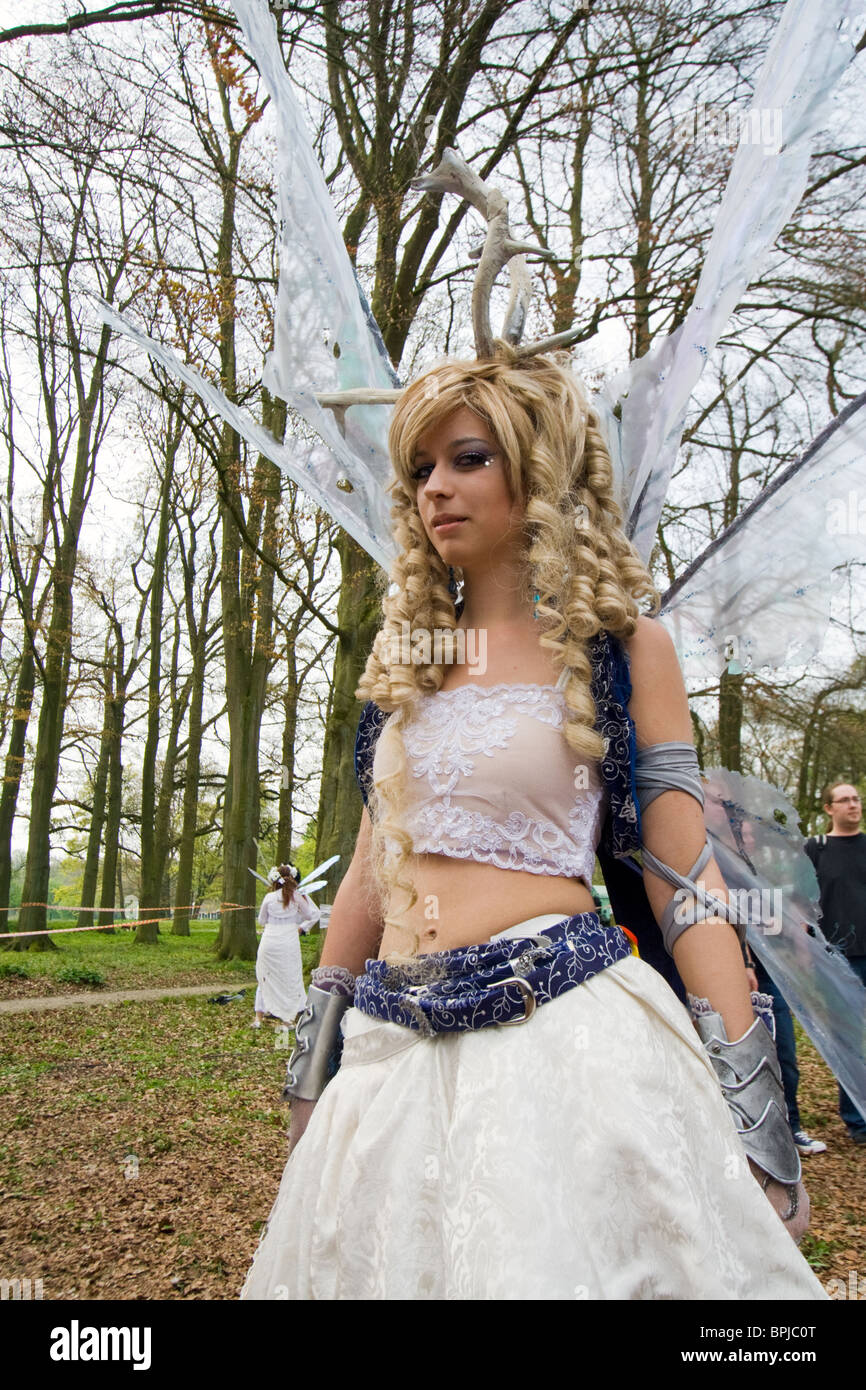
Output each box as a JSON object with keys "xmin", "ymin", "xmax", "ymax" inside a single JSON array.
[
  {"xmin": 635, "ymin": 744, "xmax": 752, "ymax": 956},
  {"xmin": 691, "ymin": 1003, "xmax": 802, "ymax": 1188},
  {"xmin": 282, "ymin": 978, "xmax": 354, "ymax": 1103}
]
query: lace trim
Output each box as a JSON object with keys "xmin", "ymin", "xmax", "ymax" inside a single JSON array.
[
  {"xmin": 410, "ymin": 837, "xmax": 597, "ymax": 885},
  {"xmin": 428, "ymin": 680, "xmax": 562, "ymax": 697},
  {"xmin": 410, "ymin": 795, "xmax": 602, "ymax": 885},
  {"xmin": 353, "ymin": 630, "xmax": 642, "ymax": 860}
]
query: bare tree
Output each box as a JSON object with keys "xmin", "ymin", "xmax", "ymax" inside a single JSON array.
[{"xmin": 0, "ymin": 48, "xmax": 155, "ymax": 944}]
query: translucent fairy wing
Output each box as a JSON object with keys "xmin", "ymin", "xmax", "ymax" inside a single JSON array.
[
  {"xmin": 659, "ymin": 390, "xmax": 866, "ymax": 678},
  {"xmin": 231, "ymin": 0, "xmax": 398, "ymax": 542},
  {"xmin": 94, "ymin": 0, "xmax": 399, "ymax": 570},
  {"xmin": 93, "ymin": 298, "xmax": 395, "ymax": 569},
  {"xmin": 601, "ymin": 0, "xmax": 861, "ymax": 559},
  {"xmin": 297, "ymin": 854, "xmax": 340, "ymax": 890},
  {"xmin": 703, "ymin": 767, "xmax": 866, "ymax": 1122}
]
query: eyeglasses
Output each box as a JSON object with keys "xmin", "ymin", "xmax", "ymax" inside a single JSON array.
[{"xmin": 831, "ymin": 796, "xmax": 862, "ymax": 805}]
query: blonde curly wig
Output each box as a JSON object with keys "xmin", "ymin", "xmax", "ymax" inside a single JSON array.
[{"xmin": 356, "ymin": 347, "xmax": 658, "ymax": 955}]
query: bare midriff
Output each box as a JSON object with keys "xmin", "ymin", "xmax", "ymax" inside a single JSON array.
[{"xmin": 376, "ymin": 852, "xmax": 596, "ymax": 958}]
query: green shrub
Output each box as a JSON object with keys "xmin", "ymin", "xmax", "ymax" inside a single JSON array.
[
  {"xmin": 0, "ymin": 961, "xmax": 29, "ymax": 979},
  {"xmin": 56, "ymin": 965, "xmax": 106, "ymax": 987}
]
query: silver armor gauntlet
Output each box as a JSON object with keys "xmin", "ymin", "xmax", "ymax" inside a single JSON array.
[
  {"xmin": 282, "ymin": 967, "xmax": 355, "ymax": 1103},
  {"xmin": 690, "ymin": 999, "xmax": 802, "ymax": 1189}
]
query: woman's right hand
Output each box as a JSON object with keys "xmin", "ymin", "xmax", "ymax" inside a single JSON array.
[
  {"xmin": 748, "ymin": 1159, "xmax": 810, "ymax": 1243},
  {"xmin": 287, "ymin": 1096, "xmax": 317, "ymax": 1154}
]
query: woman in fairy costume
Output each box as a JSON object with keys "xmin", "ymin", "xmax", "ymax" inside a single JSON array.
[
  {"xmin": 241, "ymin": 349, "xmax": 825, "ymax": 1300},
  {"xmin": 252, "ymin": 863, "xmax": 320, "ymax": 1029}
]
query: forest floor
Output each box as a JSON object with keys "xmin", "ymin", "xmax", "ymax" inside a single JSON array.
[
  {"xmin": 0, "ymin": 928, "xmax": 863, "ymax": 1300},
  {"xmin": 0, "ymin": 982, "xmax": 241, "ymax": 1015}
]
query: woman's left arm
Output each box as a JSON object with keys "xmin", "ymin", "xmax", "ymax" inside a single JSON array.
[
  {"xmin": 626, "ymin": 618, "xmax": 809, "ymax": 1238},
  {"xmin": 297, "ymin": 892, "xmax": 321, "ymax": 929},
  {"xmin": 625, "ymin": 617, "xmax": 753, "ymax": 1040}
]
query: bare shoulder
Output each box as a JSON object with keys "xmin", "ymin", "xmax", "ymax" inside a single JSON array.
[
  {"xmin": 624, "ymin": 614, "xmax": 677, "ymax": 665},
  {"xmin": 623, "ymin": 616, "xmax": 692, "ymax": 746}
]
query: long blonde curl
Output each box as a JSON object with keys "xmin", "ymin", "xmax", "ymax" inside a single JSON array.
[{"xmin": 356, "ymin": 347, "xmax": 658, "ymax": 955}]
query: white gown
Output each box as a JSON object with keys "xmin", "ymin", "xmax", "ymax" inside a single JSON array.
[
  {"xmin": 240, "ymin": 946, "xmax": 828, "ymax": 1300},
  {"xmin": 254, "ymin": 890, "xmax": 319, "ymax": 1023}
]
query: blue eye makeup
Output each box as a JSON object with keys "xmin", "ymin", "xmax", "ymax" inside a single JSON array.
[
  {"xmin": 455, "ymin": 450, "xmax": 495, "ymax": 467},
  {"xmin": 411, "ymin": 449, "xmax": 496, "ymax": 481}
]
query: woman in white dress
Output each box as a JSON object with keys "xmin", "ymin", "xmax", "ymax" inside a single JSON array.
[
  {"xmin": 241, "ymin": 352, "xmax": 827, "ymax": 1300},
  {"xmin": 253, "ymin": 864, "xmax": 320, "ymax": 1028}
]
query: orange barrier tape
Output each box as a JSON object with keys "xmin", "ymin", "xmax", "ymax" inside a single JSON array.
[
  {"xmin": 0, "ymin": 920, "xmax": 164, "ymax": 939},
  {"xmin": 0, "ymin": 904, "xmax": 259, "ymax": 939},
  {"xmin": 0, "ymin": 902, "xmax": 249, "ymax": 914}
]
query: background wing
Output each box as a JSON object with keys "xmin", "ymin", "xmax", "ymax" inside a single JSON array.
[
  {"xmin": 600, "ymin": 0, "xmax": 862, "ymax": 560},
  {"xmin": 659, "ymin": 390, "xmax": 866, "ymax": 678},
  {"xmin": 704, "ymin": 767, "xmax": 866, "ymax": 1123},
  {"xmin": 297, "ymin": 854, "xmax": 340, "ymax": 893}
]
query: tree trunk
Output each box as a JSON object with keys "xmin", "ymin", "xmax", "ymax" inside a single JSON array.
[
  {"xmin": 215, "ymin": 413, "xmax": 283, "ymax": 961},
  {"xmin": 98, "ymin": 651, "xmax": 124, "ymax": 933},
  {"xmin": 718, "ymin": 669, "xmax": 744, "ymax": 773},
  {"xmin": 216, "ymin": 682, "xmax": 261, "ymax": 961},
  {"xmin": 139, "ymin": 443, "xmax": 175, "ymax": 929},
  {"xmin": 314, "ymin": 532, "xmax": 382, "ymax": 904},
  {"xmin": 16, "ymin": 317, "xmax": 115, "ymax": 948},
  {"xmin": 76, "ymin": 637, "xmax": 113, "ymax": 931},
  {"xmin": 15, "ymin": 578, "xmax": 74, "ymax": 950},
  {"xmin": 172, "ymin": 628, "xmax": 208, "ymax": 937},
  {"xmin": 148, "ymin": 644, "xmax": 188, "ymax": 932},
  {"xmin": 630, "ymin": 58, "xmax": 654, "ymax": 362},
  {"xmin": 277, "ymin": 636, "xmax": 299, "ymax": 857},
  {"xmin": 0, "ymin": 644, "xmax": 36, "ymax": 926}
]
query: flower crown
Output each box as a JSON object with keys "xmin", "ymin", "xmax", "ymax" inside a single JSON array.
[{"xmin": 267, "ymin": 864, "xmax": 301, "ymax": 887}]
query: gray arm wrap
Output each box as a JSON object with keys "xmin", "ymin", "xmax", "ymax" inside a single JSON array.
[
  {"xmin": 636, "ymin": 741, "xmax": 749, "ymax": 956},
  {"xmin": 282, "ymin": 977, "xmax": 355, "ymax": 1103},
  {"xmin": 635, "ymin": 740, "xmax": 706, "ymax": 812}
]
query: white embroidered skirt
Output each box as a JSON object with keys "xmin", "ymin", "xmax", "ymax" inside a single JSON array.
[
  {"xmin": 254, "ymin": 925, "xmax": 306, "ymax": 1023},
  {"xmin": 240, "ymin": 953, "xmax": 827, "ymax": 1300}
]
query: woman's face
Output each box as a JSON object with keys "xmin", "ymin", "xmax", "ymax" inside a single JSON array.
[{"xmin": 410, "ymin": 407, "xmax": 524, "ymax": 568}]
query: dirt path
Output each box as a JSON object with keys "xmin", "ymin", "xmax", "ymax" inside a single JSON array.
[{"xmin": 0, "ymin": 982, "xmax": 249, "ymax": 1015}]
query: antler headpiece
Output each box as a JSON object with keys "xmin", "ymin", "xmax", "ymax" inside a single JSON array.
[{"xmin": 314, "ymin": 148, "xmax": 583, "ymax": 413}]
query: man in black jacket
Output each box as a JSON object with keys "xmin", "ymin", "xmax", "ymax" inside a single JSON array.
[{"xmin": 804, "ymin": 781, "xmax": 866, "ymax": 1145}]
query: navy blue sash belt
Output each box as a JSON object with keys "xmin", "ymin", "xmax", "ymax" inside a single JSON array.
[{"xmin": 354, "ymin": 913, "xmax": 633, "ymax": 1035}]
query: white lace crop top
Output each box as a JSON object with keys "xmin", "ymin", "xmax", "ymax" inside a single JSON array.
[{"xmin": 371, "ymin": 670, "xmax": 606, "ymax": 886}]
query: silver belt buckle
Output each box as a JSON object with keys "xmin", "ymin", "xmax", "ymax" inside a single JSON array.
[{"xmin": 484, "ymin": 974, "xmax": 537, "ymax": 1026}]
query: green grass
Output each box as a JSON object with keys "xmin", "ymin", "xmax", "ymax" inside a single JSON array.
[
  {"xmin": 799, "ymin": 1233, "xmax": 843, "ymax": 1272},
  {"xmin": 0, "ymin": 922, "xmax": 322, "ymax": 993},
  {"xmin": 0, "ymin": 990, "xmax": 295, "ymax": 1108}
]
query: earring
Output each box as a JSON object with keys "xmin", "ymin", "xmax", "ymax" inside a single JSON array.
[
  {"xmin": 448, "ymin": 566, "xmax": 458, "ymax": 601},
  {"xmin": 533, "ymin": 590, "xmax": 540, "ymax": 621}
]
